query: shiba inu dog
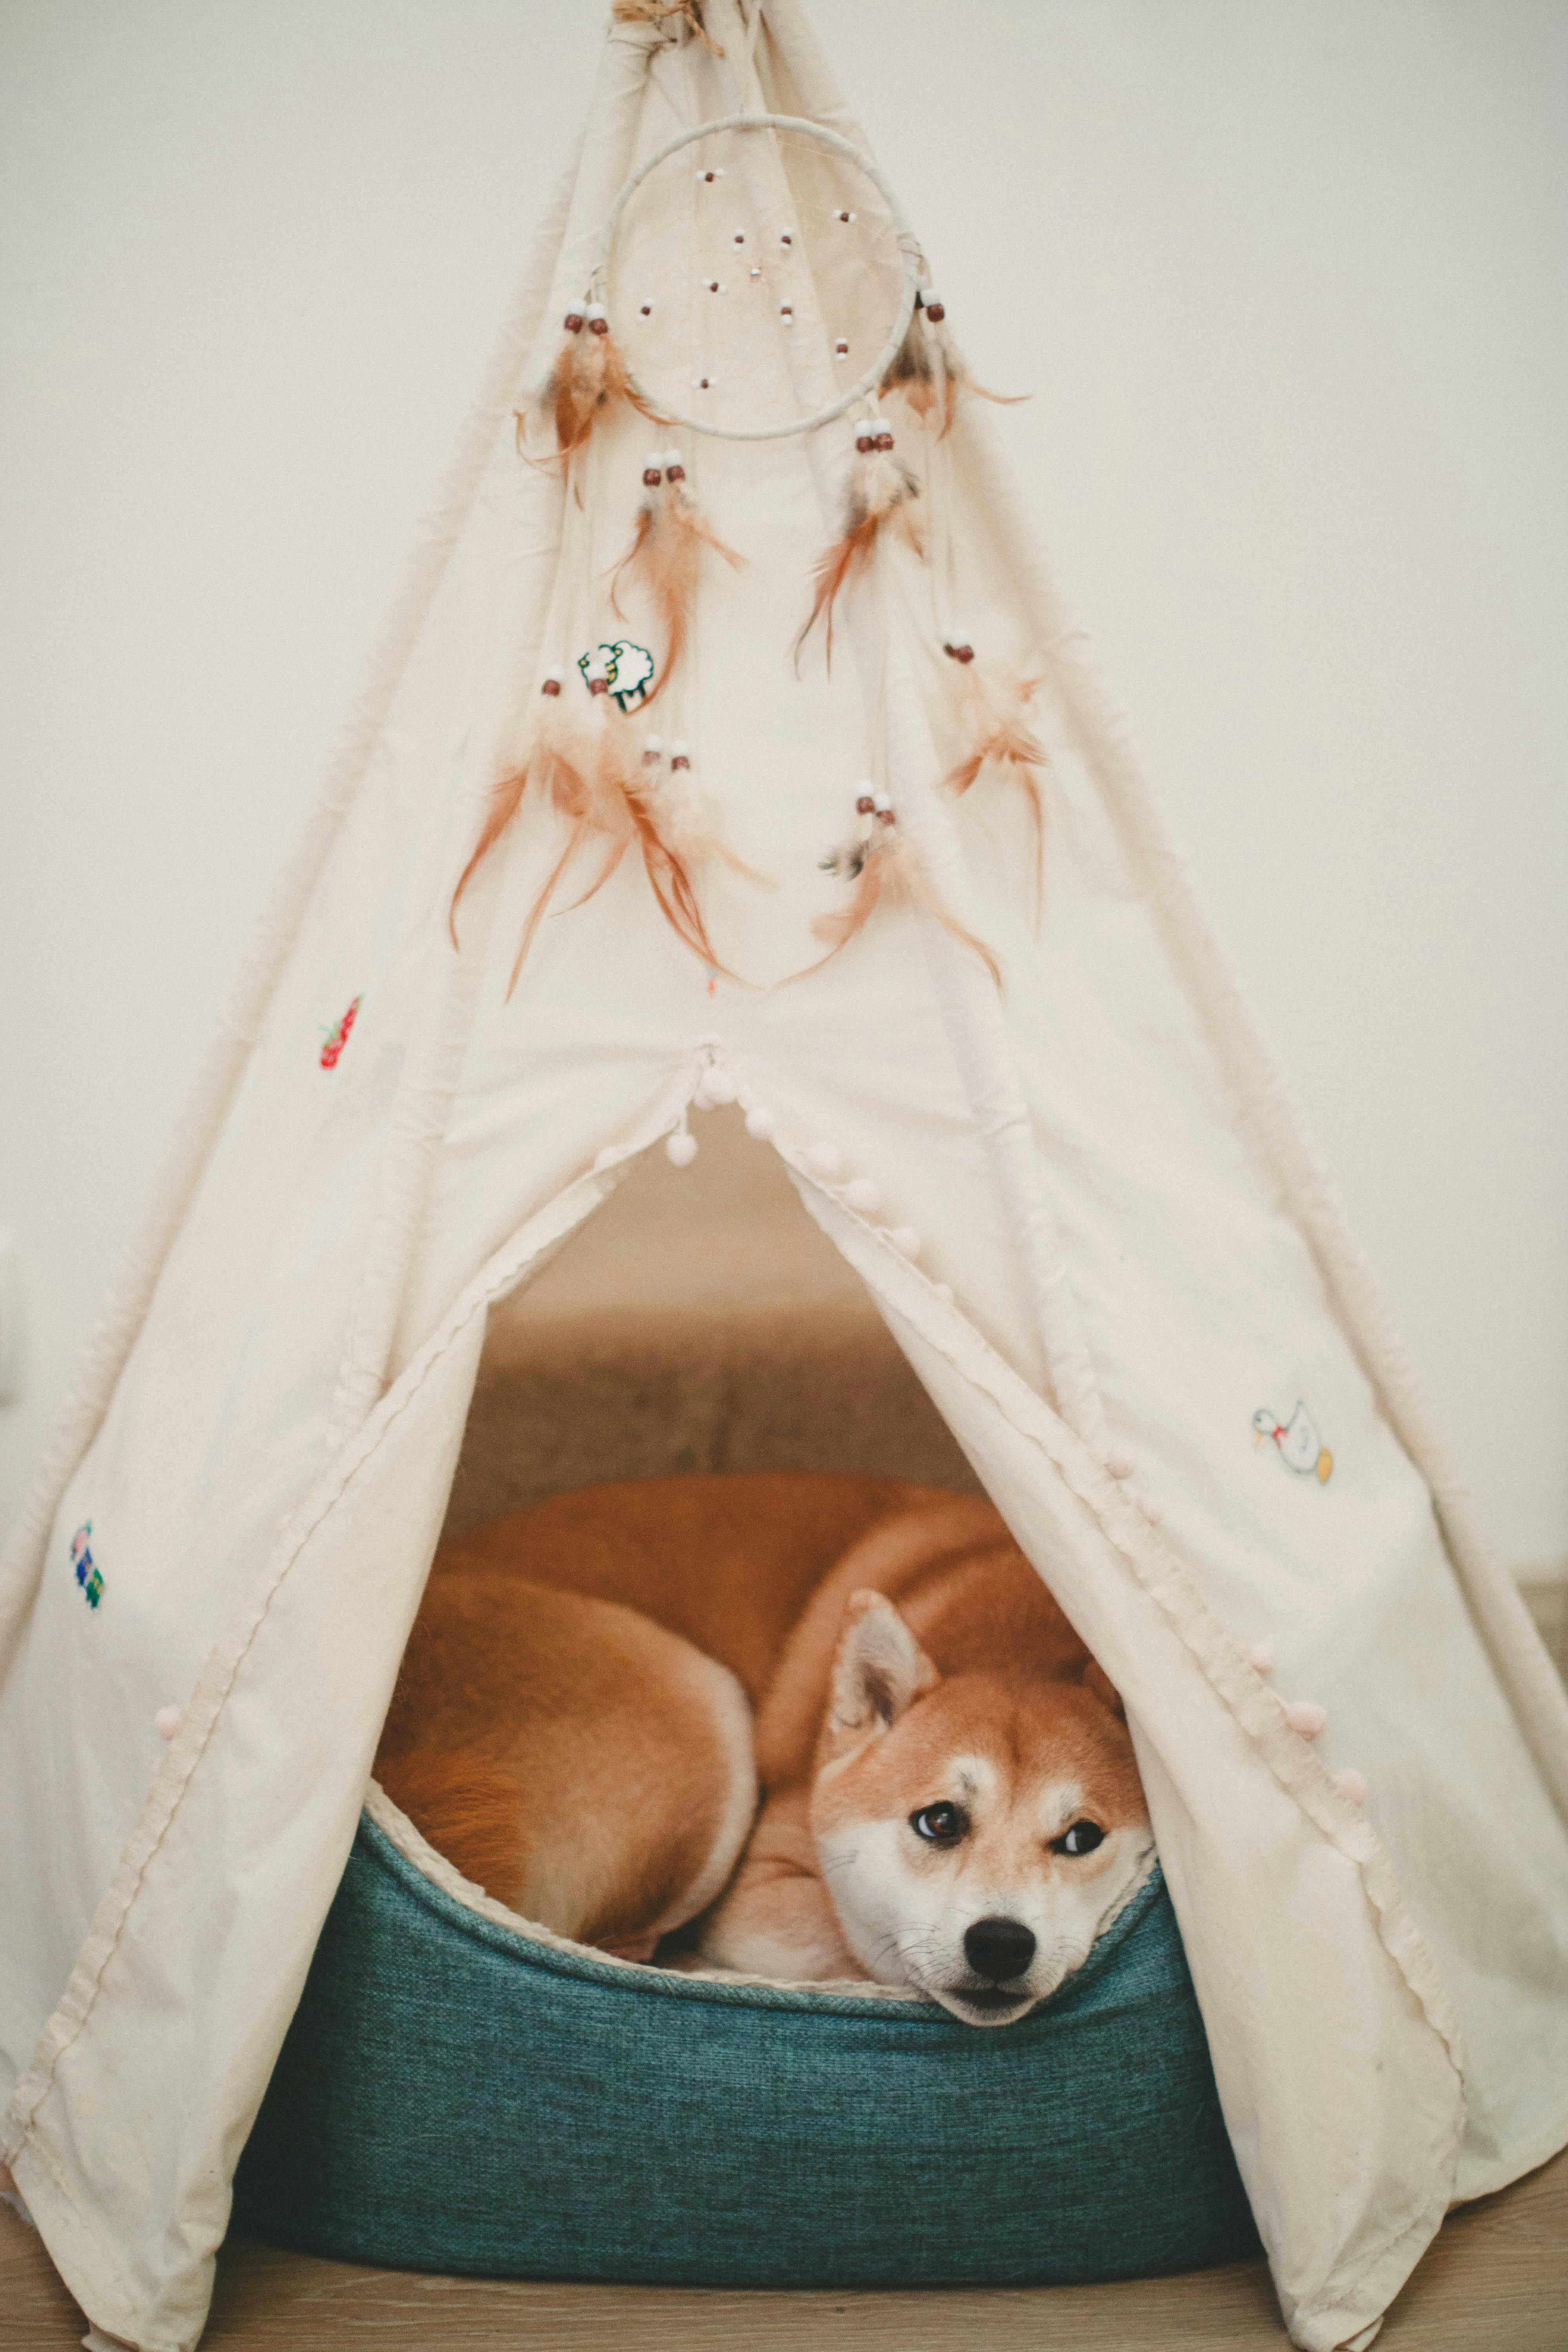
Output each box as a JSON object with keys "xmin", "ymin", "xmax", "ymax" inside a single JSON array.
[
  {"xmin": 378, "ymin": 1475, "xmax": 1152, "ymax": 2022},
  {"xmin": 695, "ymin": 1492, "xmax": 1154, "ymax": 2022}
]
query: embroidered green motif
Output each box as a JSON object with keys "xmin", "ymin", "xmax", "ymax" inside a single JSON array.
[{"xmin": 71, "ymin": 1521, "xmax": 103, "ymax": 1608}]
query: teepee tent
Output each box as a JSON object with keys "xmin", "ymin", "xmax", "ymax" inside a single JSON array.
[{"xmin": 3, "ymin": 4, "xmax": 1566, "ymax": 2345}]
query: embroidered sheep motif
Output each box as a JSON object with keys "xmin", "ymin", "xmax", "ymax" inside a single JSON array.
[
  {"xmin": 577, "ymin": 639, "xmax": 655, "ymax": 712},
  {"xmin": 1253, "ymin": 1402, "xmax": 1333, "ymax": 1483}
]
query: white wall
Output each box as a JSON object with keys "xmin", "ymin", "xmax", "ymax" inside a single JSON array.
[{"xmin": 2, "ymin": 1, "xmax": 1564, "ymax": 1572}]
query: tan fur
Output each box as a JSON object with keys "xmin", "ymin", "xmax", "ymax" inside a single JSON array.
[
  {"xmin": 377, "ymin": 1571, "xmax": 753, "ymax": 1955},
  {"xmin": 382, "ymin": 1475, "xmax": 1146, "ymax": 1998}
]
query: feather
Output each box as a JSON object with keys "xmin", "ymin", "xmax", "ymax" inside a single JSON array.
[
  {"xmin": 941, "ymin": 663, "xmax": 1050, "ymax": 917},
  {"xmin": 449, "ymin": 684, "xmax": 727, "ymax": 989},
  {"xmin": 880, "ymin": 302, "xmax": 1024, "ymax": 439},
  {"xmin": 642, "ymin": 743, "xmax": 772, "ymax": 887},
  {"xmin": 611, "ymin": 459, "xmax": 742, "ymax": 706},
  {"xmin": 795, "ymin": 432, "xmax": 924, "ymax": 669},
  {"xmin": 806, "ymin": 800, "xmax": 1000, "ymax": 984},
  {"xmin": 610, "ymin": 0, "xmax": 722, "ymax": 53},
  {"xmin": 448, "ymin": 690, "xmax": 586, "ymax": 943},
  {"xmin": 527, "ymin": 310, "xmax": 650, "ymax": 466}
]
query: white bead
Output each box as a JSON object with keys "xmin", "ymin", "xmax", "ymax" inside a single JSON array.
[
  {"xmin": 888, "ymin": 1225, "xmax": 922, "ymax": 1260},
  {"xmin": 665, "ymin": 1131, "xmax": 698, "ymax": 1169},
  {"xmin": 844, "ymin": 1176, "xmax": 881, "ymax": 1214},
  {"xmin": 1139, "ymin": 1496, "xmax": 1163, "ymax": 1527},
  {"xmin": 933, "ymin": 1282, "xmax": 954, "ymax": 1306},
  {"xmin": 544, "ymin": 666, "xmax": 563, "ymax": 684},
  {"xmin": 1283, "ymin": 1699, "xmax": 1327, "ymax": 1740},
  {"xmin": 804, "ymin": 1142, "xmax": 842, "ymax": 1180},
  {"xmin": 1105, "ymin": 1447, "xmax": 1136, "ymax": 1479},
  {"xmin": 585, "ymin": 303, "xmax": 606, "ymax": 323},
  {"xmin": 1335, "ymin": 1768, "xmax": 1367, "ymax": 1806},
  {"xmin": 744, "ymin": 1105, "xmax": 777, "ymax": 1141},
  {"xmin": 154, "ymin": 1706, "xmax": 181, "ymax": 1741},
  {"xmin": 871, "ymin": 789, "xmax": 892, "ymax": 812},
  {"xmin": 1247, "ymin": 1641, "xmax": 1276, "ymax": 1676},
  {"xmin": 702, "ymin": 1068, "xmax": 737, "ymax": 1106},
  {"xmin": 663, "ymin": 447, "xmax": 683, "ymax": 470},
  {"xmin": 592, "ymin": 1146, "xmax": 619, "ymax": 1172},
  {"xmin": 670, "ymin": 738, "xmax": 690, "ymax": 760}
]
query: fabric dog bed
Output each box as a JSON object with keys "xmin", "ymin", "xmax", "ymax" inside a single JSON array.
[{"xmin": 232, "ymin": 1808, "xmax": 1260, "ymax": 2285}]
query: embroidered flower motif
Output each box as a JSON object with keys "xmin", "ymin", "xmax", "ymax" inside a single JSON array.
[
  {"xmin": 71, "ymin": 1521, "xmax": 103, "ymax": 1609},
  {"xmin": 319, "ymin": 995, "xmax": 362, "ymax": 1070},
  {"xmin": 1252, "ymin": 1401, "xmax": 1332, "ymax": 1483}
]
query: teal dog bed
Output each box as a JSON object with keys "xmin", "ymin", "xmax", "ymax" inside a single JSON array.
[{"xmin": 232, "ymin": 1810, "xmax": 1259, "ymax": 2285}]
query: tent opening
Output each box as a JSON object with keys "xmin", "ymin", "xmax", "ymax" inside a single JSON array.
[{"xmin": 443, "ymin": 1103, "xmax": 981, "ymax": 1538}]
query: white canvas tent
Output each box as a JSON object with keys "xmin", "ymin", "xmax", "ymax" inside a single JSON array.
[{"xmin": 2, "ymin": 4, "xmax": 1566, "ymax": 2347}]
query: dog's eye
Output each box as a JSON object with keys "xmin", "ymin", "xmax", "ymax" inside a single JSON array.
[
  {"xmin": 1051, "ymin": 1819, "xmax": 1105, "ymax": 1857},
  {"xmin": 910, "ymin": 1802, "xmax": 969, "ymax": 1845}
]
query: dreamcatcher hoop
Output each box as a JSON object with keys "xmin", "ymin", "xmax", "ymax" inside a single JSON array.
[{"xmin": 592, "ymin": 111, "xmax": 922, "ymax": 442}]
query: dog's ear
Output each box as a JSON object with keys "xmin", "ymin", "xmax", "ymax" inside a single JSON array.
[
  {"xmin": 825, "ymin": 1591, "xmax": 938, "ymax": 1750},
  {"xmin": 1081, "ymin": 1658, "xmax": 1127, "ymax": 1720}
]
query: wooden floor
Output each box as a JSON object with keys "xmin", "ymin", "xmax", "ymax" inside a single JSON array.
[
  {"xmin": 2, "ymin": 2149, "xmax": 1565, "ymax": 2351},
  {"xmin": 7, "ymin": 1588, "xmax": 1565, "ymax": 2350}
]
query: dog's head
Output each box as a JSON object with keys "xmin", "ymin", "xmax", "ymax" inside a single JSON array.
[{"xmin": 809, "ymin": 1590, "xmax": 1153, "ymax": 2026}]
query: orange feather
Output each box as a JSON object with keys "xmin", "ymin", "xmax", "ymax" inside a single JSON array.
[
  {"xmin": 795, "ymin": 452, "xmax": 924, "ymax": 670},
  {"xmin": 610, "ymin": 483, "xmax": 742, "ymax": 707},
  {"xmin": 880, "ymin": 312, "xmax": 1024, "ymax": 439},
  {"xmin": 807, "ymin": 822, "xmax": 1000, "ymax": 985}
]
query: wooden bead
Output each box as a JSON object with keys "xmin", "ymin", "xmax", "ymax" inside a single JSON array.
[
  {"xmin": 642, "ymin": 468, "xmax": 662, "ymax": 486},
  {"xmin": 855, "ymin": 795, "xmax": 875, "ymax": 813},
  {"xmin": 541, "ymin": 678, "xmax": 562, "ymax": 696},
  {"xmin": 588, "ymin": 678, "xmax": 609, "ymax": 695},
  {"xmin": 588, "ymin": 317, "xmax": 608, "ymax": 336},
  {"xmin": 666, "ymin": 463, "xmax": 685, "ymax": 481},
  {"xmin": 563, "ymin": 311, "xmax": 584, "ymax": 332},
  {"xmin": 924, "ymin": 301, "xmax": 945, "ymax": 323}
]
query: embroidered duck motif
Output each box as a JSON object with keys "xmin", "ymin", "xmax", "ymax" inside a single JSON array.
[
  {"xmin": 1253, "ymin": 1402, "xmax": 1333, "ymax": 1483},
  {"xmin": 1260, "ymin": 1402, "xmax": 1335, "ymax": 1477}
]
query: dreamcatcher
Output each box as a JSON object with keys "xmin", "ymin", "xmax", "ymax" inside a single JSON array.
[{"xmin": 451, "ymin": 106, "xmax": 1044, "ymax": 989}]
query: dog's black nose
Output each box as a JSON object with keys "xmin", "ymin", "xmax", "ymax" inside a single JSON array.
[{"xmin": 964, "ymin": 1916, "xmax": 1036, "ymax": 1983}]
